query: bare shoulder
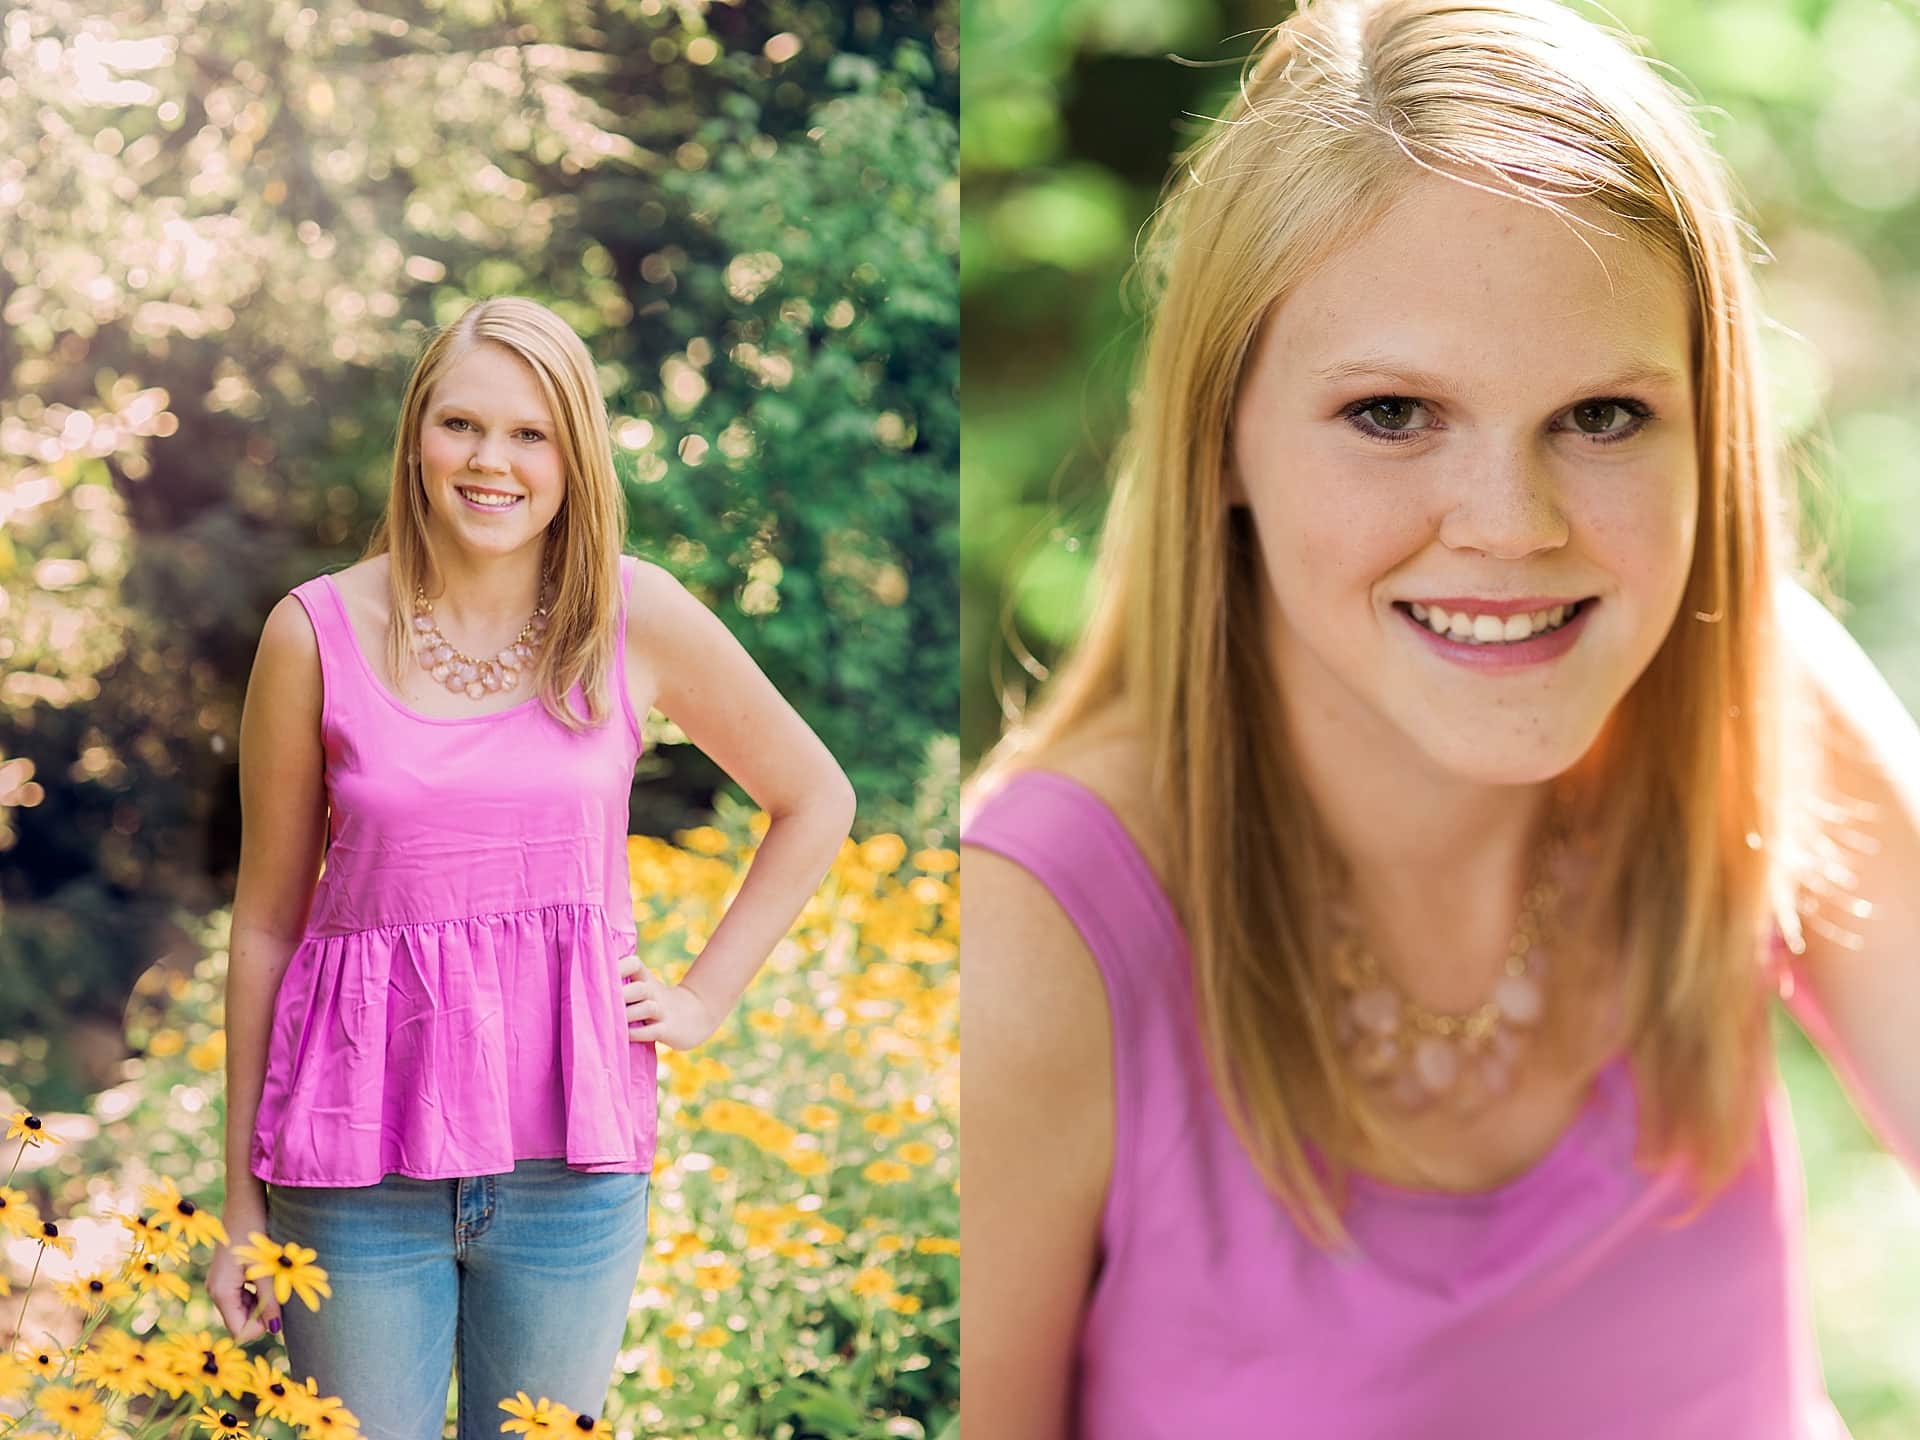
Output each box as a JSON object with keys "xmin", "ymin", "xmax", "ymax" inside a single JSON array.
[
  {"xmin": 327, "ymin": 555, "xmax": 387, "ymax": 612},
  {"xmin": 623, "ymin": 556, "xmax": 694, "ymax": 630},
  {"xmin": 1008, "ymin": 709, "xmax": 1179, "ymax": 904}
]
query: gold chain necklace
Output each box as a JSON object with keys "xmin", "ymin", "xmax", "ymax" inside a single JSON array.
[
  {"xmin": 1329, "ymin": 787, "xmax": 1580, "ymax": 1113},
  {"xmin": 409, "ymin": 566, "xmax": 552, "ymax": 701}
]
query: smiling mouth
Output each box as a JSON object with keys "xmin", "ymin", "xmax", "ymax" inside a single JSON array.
[
  {"xmin": 1393, "ymin": 597, "xmax": 1596, "ymax": 644},
  {"xmin": 457, "ymin": 486, "xmax": 522, "ymax": 508}
]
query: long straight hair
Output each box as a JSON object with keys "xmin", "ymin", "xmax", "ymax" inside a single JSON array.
[
  {"xmin": 363, "ymin": 296, "xmax": 630, "ymax": 733},
  {"xmin": 964, "ymin": 0, "xmax": 1830, "ymax": 1246}
]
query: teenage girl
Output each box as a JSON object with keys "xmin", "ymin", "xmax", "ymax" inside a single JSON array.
[{"xmin": 962, "ymin": 2, "xmax": 1916, "ymax": 1435}]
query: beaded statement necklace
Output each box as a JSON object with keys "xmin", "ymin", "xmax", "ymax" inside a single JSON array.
[
  {"xmin": 409, "ymin": 566, "xmax": 553, "ymax": 701},
  {"xmin": 1329, "ymin": 786, "xmax": 1586, "ymax": 1114}
]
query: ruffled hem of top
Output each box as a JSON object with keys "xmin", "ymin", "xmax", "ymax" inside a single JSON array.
[{"xmin": 249, "ymin": 902, "xmax": 658, "ymax": 1188}]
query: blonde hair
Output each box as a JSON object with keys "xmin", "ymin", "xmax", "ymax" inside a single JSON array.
[
  {"xmin": 964, "ymin": 0, "xmax": 1830, "ymax": 1246},
  {"xmin": 363, "ymin": 295, "xmax": 630, "ymax": 734}
]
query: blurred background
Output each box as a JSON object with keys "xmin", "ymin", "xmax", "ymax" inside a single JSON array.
[
  {"xmin": 961, "ymin": 0, "xmax": 1920, "ymax": 1433},
  {"xmin": 1, "ymin": 0, "xmax": 958, "ymax": 1434}
]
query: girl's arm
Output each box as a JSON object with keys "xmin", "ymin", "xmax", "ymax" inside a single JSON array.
[
  {"xmin": 959, "ymin": 844, "xmax": 1114, "ymax": 1440},
  {"xmin": 225, "ymin": 596, "xmax": 330, "ymax": 1219},
  {"xmin": 1773, "ymin": 580, "xmax": 1920, "ymax": 1179},
  {"xmin": 620, "ymin": 560, "xmax": 856, "ymax": 1043}
]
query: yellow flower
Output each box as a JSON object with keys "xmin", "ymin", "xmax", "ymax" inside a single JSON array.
[
  {"xmin": 662, "ymin": 1321, "xmax": 692, "ymax": 1342},
  {"xmin": 911, "ymin": 847, "xmax": 958, "ymax": 873},
  {"xmin": 6, "ymin": 1111, "xmax": 65, "ymax": 1149},
  {"xmin": 858, "ymin": 834, "xmax": 908, "ymax": 872},
  {"xmin": 915, "ymin": 1236, "xmax": 961, "ymax": 1256},
  {"xmin": 908, "ymin": 877, "xmax": 950, "ymax": 905},
  {"xmin": 677, "ymin": 825, "xmax": 730, "ymax": 856},
  {"xmin": 862, "ymin": 1160, "xmax": 911, "ymax": 1185},
  {"xmin": 499, "ymin": 1392, "xmax": 564, "ymax": 1437},
  {"xmin": 886, "ymin": 1293, "xmax": 922, "ymax": 1315},
  {"xmin": 784, "ymin": 1150, "xmax": 829, "ymax": 1177},
  {"xmin": 896, "ymin": 1141, "xmax": 936, "ymax": 1167},
  {"xmin": 187, "ymin": 1032, "xmax": 226, "ymax": 1072},
  {"xmin": 694, "ymin": 1326, "xmax": 731, "ymax": 1349},
  {"xmin": 194, "ymin": 1403, "xmax": 253, "ymax": 1438},
  {"xmin": 849, "ymin": 1266, "xmax": 894, "ymax": 1298},
  {"xmin": 233, "ymin": 1232, "xmax": 332, "ymax": 1311},
  {"xmin": 140, "ymin": 1176, "xmax": 228, "ymax": 1250},
  {"xmin": 148, "ymin": 1029, "xmax": 186, "ymax": 1057},
  {"xmin": 799, "ymin": 1104, "xmax": 839, "ymax": 1130},
  {"xmin": 0, "ymin": 1185, "xmax": 44, "ymax": 1238},
  {"xmin": 54, "ymin": 1271, "xmax": 135, "ymax": 1311},
  {"xmin": 862, "ymin": 1114, "xmax": 903, "ymax": 1138},
  {"xmin": 692, "ymin": 1263, "xmax": 741, "ymax": 1290},
  {"xmin": 36, "ymin": 1385, "xmax": 107, "ymax": 1437},
  {"xmin": 30, "ymin": 1218, "xmax": 75, "ymax": 1258}
]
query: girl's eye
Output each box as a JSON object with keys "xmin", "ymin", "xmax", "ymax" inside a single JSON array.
[
  {"xmin": 445, "ymin": 417, "xmax": 546, "ymax": 442},
  {"xmin": 1558, "ymin": 399, "xmax": 1652, "ymax": 442},
  {"xmin": 1340, "ymin": 396, "xmax": 1435, "ymax": 441},
  {"xmin": 1338, "ymin": 394, "xmax": 1654, "ymax": 446}
]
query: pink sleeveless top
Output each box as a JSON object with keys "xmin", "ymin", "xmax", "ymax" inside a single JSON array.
[
  {"xmin": 961, "ymin": 769, "xmax": 1851, "ymax": 1439},
  {"xmin": 249, "ymin": 553, "xmax": 654, "ymax": 1186}
]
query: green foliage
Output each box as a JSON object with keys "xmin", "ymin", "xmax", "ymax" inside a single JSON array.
[{"xmin": 0, "ymin": 0, "xmax": 958, "ymax": 1104}]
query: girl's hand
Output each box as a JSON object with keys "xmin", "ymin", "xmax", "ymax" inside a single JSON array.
[{"xmin": 619, "ymin": 951, "xmax": 723, "ymax": 1050}]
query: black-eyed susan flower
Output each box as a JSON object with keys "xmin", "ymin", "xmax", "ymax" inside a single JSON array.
[
  {"xmin": 301, "ymin": 1390, "xmax": 360, "ymax": 1438},
  {"xmin": 194, "ymin": 1403, "xmax": 252, "ymax": 1438},
  {"xmin": 125, "ymin": 1254, "xmax": 193, "ymax": 1304},
  {"xmin": 116, "ymin": 1209, "xmax": 190, "ymax": 1262},
  {"xmin": 34, "ymin": 1383, "xmax": 106, "ymax": 1437},
  {"xmin": 22, "ymin": 1346, "xmax": 68, "ymax": 1378},
  {"xmin": 33, "ymin": 1216, "xmax": 77, "ymax": 1258},
  {"xmin": 0, "ymin": 1185, "xmax": 45, "ymax": 1238},
  {"xmin": 72, "ymin": 1326, "xmax": 156, "ymax": 1397},
  {"xmin": 139, "ymin": 1176, "xmax": 228, "ymax": 1251},
  {"xmin": 232, "ymin": 1232, "xmax": 331, "ymax": 1311},
  {"xmin": 243, "ymin": 1355, "xmax": 308, "ymax": 1425},
  {"xmin": 7, "ymin": 1110, "xmax": 65, "ymax": 1149},
  {"xmin": 152, "ymin": 1330, "xmax": 254, "ymax": 1397},
  {"xmin": 499, "ymin": 1391, "xmax": 564, "ymax": 1438},
  {"xmin": 54, "ymin": 1270, "xmax": 135, "ymax": 1311}
]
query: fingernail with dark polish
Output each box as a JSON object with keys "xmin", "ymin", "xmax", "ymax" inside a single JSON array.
[{"xmin": 268, "ymin": 1316, "xmax": 280, "ymax": 1334}]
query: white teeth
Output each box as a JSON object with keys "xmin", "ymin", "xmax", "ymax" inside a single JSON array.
[
  {"xmin": 1409, "ymin": 601, "xmax": 1580, "ymax": 644},
  {"xmin": 458, "ymin": 487, "xmax": 519, "ymax": 508}
]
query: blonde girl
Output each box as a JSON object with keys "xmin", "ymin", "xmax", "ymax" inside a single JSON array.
[{"xmin": 961, "ymin": 2, "xmax": 1916, "ymax": 1435}]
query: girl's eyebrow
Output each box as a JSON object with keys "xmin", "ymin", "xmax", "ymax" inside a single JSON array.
[
  {"xmin": 429, "ymin": 400, "xmax": 553, "ymax": 427},
  {"xmin": 1309, "ymin": 354, "xmax": 1687, "ymax": 395}
]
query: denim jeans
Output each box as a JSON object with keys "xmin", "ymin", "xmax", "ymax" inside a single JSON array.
[{"xmin": 263, "ymin": 1158, "xmax": 651, "ymax": 1440}]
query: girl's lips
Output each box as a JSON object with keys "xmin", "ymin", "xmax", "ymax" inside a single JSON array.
[{"xmin": 1395, "ymin": 597, "xmax": 1597, "ymax": 670}]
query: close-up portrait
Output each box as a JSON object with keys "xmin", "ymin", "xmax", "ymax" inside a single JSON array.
[{"xmin": 962, "ymin": 0, "xmax": 1920, "ymax": 1436}]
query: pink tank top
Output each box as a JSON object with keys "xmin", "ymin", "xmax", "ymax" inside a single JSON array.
[
  {"xmin": 961, "ymin": 768, "xmax": 1850, "ymax": 1439},
  {"xmin": 250, "ymin": 553, "xmax": 654, "ymax": 1186}
]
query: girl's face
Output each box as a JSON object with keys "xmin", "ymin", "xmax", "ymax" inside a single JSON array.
[
  {"xmin": 416, "ymin": 342, "xmax": 567, "ymax": 557},
  {"xmin": 1229, "ymin": 173, "xmax": 1699, "ymax": 787}
]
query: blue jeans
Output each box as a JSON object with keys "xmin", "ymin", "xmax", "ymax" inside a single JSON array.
[{"xmin": 263, "ymin": 1159, "xmax": 651, "ymax": 1440}]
